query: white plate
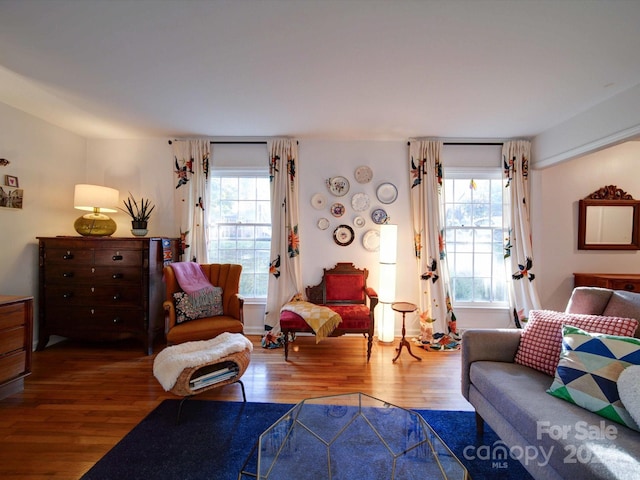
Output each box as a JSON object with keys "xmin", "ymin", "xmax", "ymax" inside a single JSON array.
[
  {"xmin": 362, "ymin": 229, "xmax": 380, "ymax": 252},
  {"xmin": 330, "ymin": 202, "xmax": 345, "ymax": 217},
  {"xmin": 317, "ymin": 218, "xmax": 330, "ymax": 230},
  {"xmin": 311, "ymin": 193, "xmax": 326, "ymax": 210},
  {"xmin": 354, "ymin": 166, "xmax": 373, "ymax": 184},
  {"xmin": 325, "ymin": 176, "xmax": 350, "ymax": 197},
  {"xmin": 351, "ymin": 192, "xmax": 370, "ymax": 212},
  {"xmin": 376, "ymin": 182, "xmax": 398, "ymax": 204},
  {"xmin": 353, "ymin": 216, "xmax": 366, "ymax": 228},
  {"xmin": 333, "ymin": 224, "xmax": 355, "ymax": 246},
  {"xmin": 371, "ymin": 208, "xmax": 388, "ymax": 225}
]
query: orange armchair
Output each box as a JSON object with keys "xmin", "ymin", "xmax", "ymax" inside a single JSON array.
[{"xmin": 163, "ymin": 263, "xmax": 244, "ymax": 345}]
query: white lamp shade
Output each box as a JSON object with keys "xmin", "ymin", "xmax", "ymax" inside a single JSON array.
[
  {"xmin": 379, "ymin": 224, "xmax": 398, "ymax": 263},
  {"xmin": 74, "ymin": 184, "xmax": 119, "ymax": 213},
  {"xmin": 378, "ymin": 263, "xmax": 397, "ymax": 304}
]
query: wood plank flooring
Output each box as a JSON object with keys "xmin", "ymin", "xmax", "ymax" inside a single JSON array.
[{"xmin": 0, "ymin": 335, "xmax": 472, "ymax": 479}]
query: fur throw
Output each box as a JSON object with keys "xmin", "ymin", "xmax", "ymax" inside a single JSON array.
[{"xmin": 153, "ymin": 332, "xmax": 253, "ymax": 391}]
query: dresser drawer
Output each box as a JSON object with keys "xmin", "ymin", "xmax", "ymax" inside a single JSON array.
[
  {"xmin": 0, "ymin": 303, "xmax": 26, "ymax": 330},
  {"xmin": 0, "ymin": 327, "xmax": 25, "ymax": 354},
  {"xmin": 44, "ymin": 247, "xmax": 94, "ymax": 266},
  {"xmin": 46, "ymin": 306, "xmax": 144, "ymax": 331},
  {"xmin": 94, "ymin": 249, "xmax": 143, "ymax": 266},
  {"xmin": 0, "ymin": 351, "xmax": 26, "ymax": 382},
  {"xmin": 608, "ymin": 280, "xmax": 640, "ymax": 292},
  {"xmin": 44, "ymin": 265, "xmax": 142, "ymax": 285},
  {"xmin": 45, "ymin": 284, "xmax": 143, "ymax": 307}
]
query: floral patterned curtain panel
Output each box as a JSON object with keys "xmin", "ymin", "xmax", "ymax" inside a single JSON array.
[
  {"xmin": 409, "ymin": 140, "xmax": 459, "ymax": 350},
  {"xmin": 263, "ymin": 138, "xmax": 303, "ymax": 342},
  {"xmin": 503, "ymin": 140, "xmax": 541, "ymax": 327},
  {"xmin": 171, "ymin": 139, "xmax": 211, "ymax": 262}
]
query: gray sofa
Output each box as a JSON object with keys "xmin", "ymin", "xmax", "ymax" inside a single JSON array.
[{"xmin": 461, "ymin": 287, "xmax": 640, "ymax": 480}]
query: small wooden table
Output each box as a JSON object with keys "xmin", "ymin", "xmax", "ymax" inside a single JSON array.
[{"xmin": 391, "ymin": 302, "xmax": 421, "ymax": 362}]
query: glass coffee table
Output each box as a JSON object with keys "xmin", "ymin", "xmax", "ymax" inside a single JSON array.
[{"xmin": 241, "ymin": 392, "xmax": 468, "ymax": 479}]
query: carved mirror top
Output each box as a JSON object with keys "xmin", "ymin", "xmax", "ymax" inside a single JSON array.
[{"xmin": 585, "ymin": 185, "xmax": 634, "ymax": 200}]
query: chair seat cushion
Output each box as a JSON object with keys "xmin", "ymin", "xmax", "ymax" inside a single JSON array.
[
  {"xmin": 280, "ymin": 304, "xmax": 371, "ymax": 331},
  {"xmin": 166, "ymin": 315, "xmax": 243, "ymax": 345}
]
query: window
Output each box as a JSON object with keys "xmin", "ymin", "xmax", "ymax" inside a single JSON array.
[
  {"xmin": 443, "ymin": 171, "xmax": 508, "ymax": 305},
  {"xmin": 207, "ymin": 173, "xmax": 271, "ymax": 300}
]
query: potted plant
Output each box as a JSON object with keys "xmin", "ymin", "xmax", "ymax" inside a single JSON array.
[{"xmin": 120, "ymin": 193, "xmax": 155, "ymax": 236}]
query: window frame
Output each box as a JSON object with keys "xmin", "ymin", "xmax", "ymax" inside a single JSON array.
[
  {"xmin": 443, "ymin": 167, "xmax": 509, "ymax": 308},
  {"xmin": 207, "ymin": 167, "xmax": 271, "ymax": 303}
]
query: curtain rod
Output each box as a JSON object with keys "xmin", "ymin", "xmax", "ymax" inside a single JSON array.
[
  {"xmin": 407, "ymin": 141, "xmax": 504, "ymax": 146},
  {"xmin": 168, "ymin": 140, "xmax": 267, "ymax": 145}
]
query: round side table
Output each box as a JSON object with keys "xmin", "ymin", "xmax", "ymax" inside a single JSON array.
[{"xmin": 391, "ymin": 302, "xmax": 421, "ymax": 362}]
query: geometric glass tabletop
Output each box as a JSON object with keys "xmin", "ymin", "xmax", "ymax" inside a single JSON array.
[{"xmin": 254, "ymin": 392, "xmax": 469, "ymax": 479}]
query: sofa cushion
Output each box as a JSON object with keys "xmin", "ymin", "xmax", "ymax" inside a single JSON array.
[
  {"xmin": 603, "ymin": 291, "xmax": 640, "ymax": 338},
  {"xmin": 173, "ymin": 287, "xmax": 224, "ymax": 324},
  {"xmin": 565, "ymin": 286, "xmax": 613, "ymax": 315},
  {"xmin": 280, "ymin": 305, "xmax": 371, "ymax": 331},
  {"xmin": 618, "ymin": 365, "xmax": 640, "ymax": 426},
  {"xmin": 547, "ymin": 325, "xmax": 640, "ymax": 431},
  {"xmin": 514, "ymin": 310, "xmax": 638, "ymax": 376}
]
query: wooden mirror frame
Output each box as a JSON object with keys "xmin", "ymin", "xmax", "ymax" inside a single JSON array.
[{"xmin": 578, "ymin": 185, "xmax": 640, "ymax": 250}]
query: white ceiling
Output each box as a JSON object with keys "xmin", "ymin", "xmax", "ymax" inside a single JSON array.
[{"xmin": 1, "ymin": 0, "xmax": 640, "ymax": 141}]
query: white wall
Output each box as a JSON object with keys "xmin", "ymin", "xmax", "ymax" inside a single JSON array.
[
  {"xmin": 0, "ymin": 102, "xmax": 86, "ymax": 344},
  {"xmin": 532, "ymin": 140, "xmax": 640, "ymax": 311}
]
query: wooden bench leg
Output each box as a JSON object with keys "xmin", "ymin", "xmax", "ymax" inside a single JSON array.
[
  {"xmin": 283, "ymin": 330, "xmax": 290, "ymax": 361},
  {"xmin": 366, "ymin": 334, "xmax": 373, "ymax": 362}
]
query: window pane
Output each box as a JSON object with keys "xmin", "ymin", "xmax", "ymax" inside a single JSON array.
[{"xmin": 208, "ymin": 174, "xmax": 271, "ymax": 299}]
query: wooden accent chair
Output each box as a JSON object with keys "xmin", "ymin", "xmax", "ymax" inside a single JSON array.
[
  {"xmin": 280, "ymin": 262, "xmax": 378, "ymax": 361},
  {"xmin": 163, "ymin": 263, "xmax": 244, "ymax": 345}
]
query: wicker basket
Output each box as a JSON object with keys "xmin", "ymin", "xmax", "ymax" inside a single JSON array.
[{"xmin": 169, "ymin": 347, "xmax": 251, "ymax": 397}]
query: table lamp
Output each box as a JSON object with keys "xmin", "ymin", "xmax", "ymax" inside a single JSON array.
[{"xmin": 73, "ymin": 184, "xmax": 119, "ymax": 236}]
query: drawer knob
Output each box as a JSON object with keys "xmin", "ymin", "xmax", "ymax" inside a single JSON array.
[
  {"xmin": 112, "ymin": 255, "xmax": 123, "ymax": 261},
  {"xmin": 112, "ymin": 273, "xmax": 123, "ymax": 279},
  {"xmin": 625, "ymin": 284, "xmax": 636, "ymax": 291},
  {"xmin": 63, "ymin": 253, "xmax": 74, "ymax": 260},
  {"xmin": 113, "ymin": 317, "xmax": 121, "ymax": 324},
  {"xmin": 62, "ymin": 292, "xmax": 74, "ymax": 299},
  {"xmin": 113, "ymin": 294, "xmax": 121, "ymax": 301},
  {"xmin": 62, "ymin": 272, "xmax": 74, "ymax": 278}
]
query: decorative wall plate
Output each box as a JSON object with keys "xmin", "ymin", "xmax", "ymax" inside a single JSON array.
[
  {"xmin": 330, "ymin": 202, "xmax": 345, "ymax": 217},
  {"xmin": 371, "ymin": 208, "xmax": 388, "ymax": 225},
  {"xmin": 351, "ymin": 192, "xmax": 370, "ymax": 212},
  {"xmin": 353, "ymin": 216, "xmax": 366, "ymax": 228},
  {"xmin": 362, "ymin": 229, "xmax": 380, "ymax": 252},
  {"xmin": 317, "ymin": 218, "xmax": 330, "ymax": 230},
  {"xmin": 311, "ymin": 193, "xmax": 326, "ymax": 210},
  {"xmin": 376, "ymin": 182, "xmax": 398, "ymax": 204},
  {"xmin": 333, "ymin": 224, "xmax": 355, "ymax": 246},
  {"xmin": 326, "ymin": 176, "xmax": 350, "ymax": 197},
  {"xmin": 354, "ymin": 166, "xmax": 373, "ymax": 184}
]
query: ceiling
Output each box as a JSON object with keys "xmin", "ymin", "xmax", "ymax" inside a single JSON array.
[{"xmin": 1, "ymin": 0, "xmax": 640, "ymax": 141}]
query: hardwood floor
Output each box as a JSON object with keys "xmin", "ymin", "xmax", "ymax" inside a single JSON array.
[{"xmin": 0, "ymin": 334, "xmax": 472, "ymax": 479}]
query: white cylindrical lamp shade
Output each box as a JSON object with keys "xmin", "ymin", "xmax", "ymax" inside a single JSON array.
[
  {"xmin": 379, "ymin": 224, "xmax": 398, "ymax": 263},
  {"xmin": 74, "ymin": 184, "xmax": 119, "ymax": 213},
  {"xmin": 378, "ymin": 263, "xmax": 397, "ymax": 304}
]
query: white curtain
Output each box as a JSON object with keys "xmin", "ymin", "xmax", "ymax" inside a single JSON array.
[
  {"xmin": 503, "ymin": 140, "xmax": 541, "ymax": 326},
  {"xmin": 409, "ymin": 140, "xmax": 459, "ymax": 348},
  {"xmin": 171, "ymin": 139, "xmax": 211, "ymax": 262},
  {"xmin": 264, "ymin": 138, "xmax": 303, "ymax": 337}
]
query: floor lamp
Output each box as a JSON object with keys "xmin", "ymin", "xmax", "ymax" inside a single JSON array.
[{"xmin": 378, "ymin": 224, "xmax": 397, "ymax": 343}]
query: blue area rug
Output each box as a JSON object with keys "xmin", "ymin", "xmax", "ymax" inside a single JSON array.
[{"xmin": 81, "ymin": 399, "xmax": 532, "ymax": 480}]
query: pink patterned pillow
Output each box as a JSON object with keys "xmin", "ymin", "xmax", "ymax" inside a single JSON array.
[{"xmin": 514, "ymin": 310, "xmax": 638, "ymax": 376}]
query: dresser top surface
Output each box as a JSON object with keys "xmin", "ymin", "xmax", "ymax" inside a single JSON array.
[{"xmin": 0, "ymin": 295, "xmax": 33, "ymax": 306}]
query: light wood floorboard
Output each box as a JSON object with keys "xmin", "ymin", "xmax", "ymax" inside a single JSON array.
[{"xmin": 0, "ymin": 335, "xmax": 473, "ymax": 479}]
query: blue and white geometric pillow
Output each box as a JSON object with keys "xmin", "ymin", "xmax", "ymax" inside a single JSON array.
[{"xmin": 547, "ymin": 324, "xmax": 640, "ymax": 431}]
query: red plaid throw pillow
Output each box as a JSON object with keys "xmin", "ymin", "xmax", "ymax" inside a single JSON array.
[{"xmin": 514, "ymin": 310, "xmax": 638, "ymax": 376}]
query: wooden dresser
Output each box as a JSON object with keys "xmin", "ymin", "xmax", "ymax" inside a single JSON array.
[
  {"xmin": 37, "ymin": 236, "xmax": 180, "ymax": 355},
  {"xmin": 574, "ymin": 273, "xmax": 640, "ymax": 292},
  {"xmin": 0, "ymin": 295, "xmax": 33, "ymax": 400}
]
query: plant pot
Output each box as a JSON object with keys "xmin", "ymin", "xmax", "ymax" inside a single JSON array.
[{"xmin": 131, "ymin": 221, "xmax": 148, "ymax": 237}]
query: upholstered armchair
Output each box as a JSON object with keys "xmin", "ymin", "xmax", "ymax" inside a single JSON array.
[
  {"xmin": 163, "ymin": 263, "xmax": 244, "ymax": 345},
  {"xmin": 280, "ymin": 262, "xmax": 378, "ymax": 361}
]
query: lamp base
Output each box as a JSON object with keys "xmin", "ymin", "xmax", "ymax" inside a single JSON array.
[{"xmin": 74, "ymin": 213, "xmax": 117, "ymax": 237}]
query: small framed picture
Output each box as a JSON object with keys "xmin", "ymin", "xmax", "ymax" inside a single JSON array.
[{"xmin": 5, "ymin": 175, "xmax": 18, "ymax": 188}]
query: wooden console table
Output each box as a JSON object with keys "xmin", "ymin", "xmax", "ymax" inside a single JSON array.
[
  {"xmin": 574, "ymin": 273, "xmax": 640, "ymax": 292},
  {"xmin": 0, "ymin": 295, "xmax": 33, "ymax": 400}
]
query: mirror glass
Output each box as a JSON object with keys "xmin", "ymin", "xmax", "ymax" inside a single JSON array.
[{"xmin": 585, "ymin": 205, "xmax": 634, "ymax": 244}]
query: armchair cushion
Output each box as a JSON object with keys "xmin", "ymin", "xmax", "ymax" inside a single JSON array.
[{"xmin": 173, "ymin": 287, "xmax": 224, "ymax": 324}]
